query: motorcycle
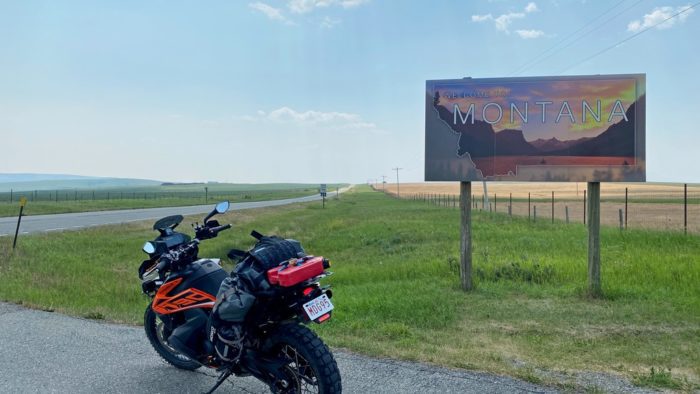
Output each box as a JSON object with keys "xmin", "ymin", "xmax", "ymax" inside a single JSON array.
[{"xmin": 137, "ymin": 201, "xmax": 341, "ymax": 393}]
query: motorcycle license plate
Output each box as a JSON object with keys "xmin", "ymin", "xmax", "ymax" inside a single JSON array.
[{"xmin": 303, "ymin": 294, "xmax": 333, "ymax": 320}]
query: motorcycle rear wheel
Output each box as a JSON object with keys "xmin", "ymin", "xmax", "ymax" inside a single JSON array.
[
  {"xmin": 144, "ymin": 305, "xmax": 201, "ymax": 371},
  {"xmin": 265, "ymin": 324, "xmax": 342, "ymax": 394}
]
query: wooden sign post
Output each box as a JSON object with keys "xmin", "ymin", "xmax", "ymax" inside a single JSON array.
[
  {"xmin": 320, "ymin": 184, "xmax": 327, "ymax": 209},
  {"xmin": 460, "ymin": 182, "xmax": 473, "ymax": 291},
  {"xmin": 587, "ymin": 182, "xmax": 602, "ymax": 297},
  {"xmin": 426, "ymin": 75, "xmax": 645, "ymax": 294}
]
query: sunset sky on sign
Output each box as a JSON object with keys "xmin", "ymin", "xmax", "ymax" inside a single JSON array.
[
  {"xmin": 1, "ymin": 1, "xmax": 698, "ymax": 183},
  {"xmin": 435, "ymin": 76, "xmax": 640, "ymax": 141}
]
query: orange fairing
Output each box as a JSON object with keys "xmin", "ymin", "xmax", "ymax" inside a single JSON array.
[{"xmin": 152, "ymin": 278, "xmax": 216, "ymax": 315}]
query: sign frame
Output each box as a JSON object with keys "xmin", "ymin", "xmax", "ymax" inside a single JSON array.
[{"xmin": 425, "ymin": 74, "xmax": 646, "ymax": 183}]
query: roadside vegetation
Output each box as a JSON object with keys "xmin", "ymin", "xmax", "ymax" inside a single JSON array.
[
  {"xmin": 1, "ymin": 186, "xmax": 697, "ymax": 390},
  {"xmin": 0, "ymin": 184, "xmax": 345, "ymax": 217}
]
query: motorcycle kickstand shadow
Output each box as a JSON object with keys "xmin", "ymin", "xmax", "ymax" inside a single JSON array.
[{"xmin": 203, "ymin": 369, "xmax": 233, "ymax": 394}]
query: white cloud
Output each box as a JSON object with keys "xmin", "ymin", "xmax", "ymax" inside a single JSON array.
[
  {"xmin": 249, "ymin": 2, "xmax": 294, "ymax": 24},
  {"xmin": 287, "ymin": 0, "xmax": 369, "ymax": 14},
  {"xmin": 339, "ymin": 0, "xmax": 370, "ymax": 8},
  {"xmin": 252, "ymin": 107, "xmax": 378, "ymax": 131},
  {"xmin": 471, "ymin": 14, "xmax": 493, "ymax": 22},
  {"xmin": 288, "ymin": 0, "xmax": 331, "ymax": 14},
  {"xmin": 472, "ymin": 2, "xmax": 539, "ymax": 33},
  {"xmin": 628, "ymin": 5, "xmax": 694, "ymax": 32},
  {"xmin": 494, "ymin": 12, "xmax": 525, "ymax": 31},
  {"xmin": 516, "ymin": 29, "xmax": 544, "ymax": 39},
  {"xmin": 320, "ymin": 16, "xmax": 341, "ymax": 28}
]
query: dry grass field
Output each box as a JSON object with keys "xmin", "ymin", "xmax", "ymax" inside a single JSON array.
[{"xmin": 377, "ymin": 182, "xmax": 700, "ymax": 234}]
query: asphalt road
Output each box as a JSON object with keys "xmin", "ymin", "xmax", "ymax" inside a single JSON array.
[
  {"xmin": 0, "ymin": 191, "xmax": 344, "ymax": 236},
  {"xmin": 0, "ymin": 302, "xmax": 558, "ymax": 394}
]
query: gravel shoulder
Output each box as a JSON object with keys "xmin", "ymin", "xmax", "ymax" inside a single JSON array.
[{"xmin": 0, "ymin": 302, "xmax": 656, "ymax": 393}]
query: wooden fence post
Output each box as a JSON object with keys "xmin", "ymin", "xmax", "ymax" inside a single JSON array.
[
  {"xmin": 509, "ymin": 193, "xmax": 512, "ymax": 217},
  {"xmin": 460, "ymin": 182, "xmax": 473, "ymax": 291},
  {"xmin": 551, "ymin": 191, "xmax": 555, "ymax": 223},
  {"xmin": 565, "ymin": 206, "xmax": 569, "ymax": 224},
  {"xmin": 528, "ymin": 193, "xmax": 531, "ymax": 220},
  {"xmin": 533, "ymin": 206, "xmax": 537, "ymax": 222},
  {"xmin": 685, "ymin": 184, "xmax": 688, "ymax": 235},
  {"xmin": 625, "ymin": 187, "xmax": 628, "ymax": 229},
  {"xmin": 619, "ymin": 209, "xmax": 623, "ymax": 231}
]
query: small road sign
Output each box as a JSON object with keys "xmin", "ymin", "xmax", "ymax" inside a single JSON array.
[{"xmin": 320, "ymin": 184, "xmax": 327, "ymax": 208}]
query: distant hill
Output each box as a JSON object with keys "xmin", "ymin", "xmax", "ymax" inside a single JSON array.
[
  {"xmin": 545, "ymin": 96, "xmax": 642, "ymax": 157},
  {"xmin": 434, "ymin": 105, "xmax": 539, "ymax": 157},
  {"xmin": 530, "ymin": 137, "xmax": 591, "ymax": 152},
  {"xmin": 0, "ymin": 173, "xmax": 96, "ymax": 183},
  {"xmin": 494, "ymin": 129, "xmax": 540, "ymax": 156},
  {"xmin": 0, "ymin": 173, "xmax": 161, "ymax": 192}
]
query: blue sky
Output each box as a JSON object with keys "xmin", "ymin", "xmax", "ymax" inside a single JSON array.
[{"xmin": 0, "ymin": 0, "xmax": 698, "ymax": 183}]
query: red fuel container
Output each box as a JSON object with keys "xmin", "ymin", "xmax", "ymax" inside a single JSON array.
[{"xmin": 267, "ymin": 256, "xmax": 325, "ymax": 287}]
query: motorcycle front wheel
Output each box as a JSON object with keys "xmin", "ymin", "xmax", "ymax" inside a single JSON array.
[
  {"xmin": 144, "ymin": 305, "xmax": 201, "ymax": 371},
  {"xmin": 264, "ymin": 324, "xmax": 342, "ymax": 394}
]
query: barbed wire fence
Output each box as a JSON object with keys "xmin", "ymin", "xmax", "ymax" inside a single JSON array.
[
  {"xmin": 375, "ymin": 184, "xmax": 700, "ymax": 235},
  {"xmin": 0, "ymin": 187, "xmax": 319, "ymax": 205}
]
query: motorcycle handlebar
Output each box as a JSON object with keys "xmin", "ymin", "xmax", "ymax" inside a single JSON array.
[
  {"xmin": 153, "ymin": 223, "xmax": 229, "ymax": 275},
  {"xmin": 210, "ymin": 224, "xmax": 232, "ymax": 234}
]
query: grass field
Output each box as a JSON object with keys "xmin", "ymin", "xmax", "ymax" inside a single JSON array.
[
  {"xmin": 1, "ymin": 186, "xmax": 698, "ymax": 391},
  {"xmin": 0, "ymin": 183, "xmax": 345, "ymax": 218}
]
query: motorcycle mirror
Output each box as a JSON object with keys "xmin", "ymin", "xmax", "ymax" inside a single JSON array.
[
  {"xmin": 203, "ymin": 200, "xmax": 230, "ymax": 224},
  {"xmin": 215, "ymin": 201, "xmax": 230, "ymax": 214},
  {"xmin": 142, "ymin": 241, "xmax": 156, "ymax": 254}
]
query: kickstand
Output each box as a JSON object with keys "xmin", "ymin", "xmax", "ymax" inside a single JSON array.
[{"xmin": 203, "ymin": 369, "xmax": 233, "ymax": 394}]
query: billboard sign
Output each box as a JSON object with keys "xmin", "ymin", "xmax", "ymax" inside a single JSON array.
[{"xmin": 425, "ymin": 74, "xmax": 645, "ymax": 182}]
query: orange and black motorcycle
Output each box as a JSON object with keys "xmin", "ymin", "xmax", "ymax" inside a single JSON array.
[{"xmin": 137, "ymin": 201, "xmax": 341, "ymax": 393}]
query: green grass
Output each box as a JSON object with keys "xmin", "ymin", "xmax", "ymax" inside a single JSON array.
[
  {"xmin": 632, "ymin": 367, "xmax": 695, "ymax": 391},
  {"xmin": 1, "ymin": 186, "xmax": 698, "ymax": 389},
  {"xmin": 0, "ymin": 184, "xmax": 345, "ymax": 217}
]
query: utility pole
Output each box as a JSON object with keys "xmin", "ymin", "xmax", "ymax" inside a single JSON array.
[
  {"xmin": 392, "ymin": 167, "xmax": 402, "ymax": 198},
  {"xmin": 381, "ymin": 175, "xmax": 387, "ymax": 191}
]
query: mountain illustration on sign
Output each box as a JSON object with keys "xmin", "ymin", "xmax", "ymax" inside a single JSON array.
[{"xmin": 432, "ymin": 92, "xmax": 642, "ymax": 177}]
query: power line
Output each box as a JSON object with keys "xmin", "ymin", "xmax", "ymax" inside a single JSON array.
[
  {"xmin": 559, "ymin": 1, "xmax": 700, "ymax": 73},
  {"xmin": 515, "ymin": 0, "xmax": 646, "ymax": 76},
  {"xmin": 392, "ymin": 168, "xmax": 402, "ymax": 198},
  {"xmin": 510, "ymin": 0, "xmax": 628, "ymax": 76}
]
